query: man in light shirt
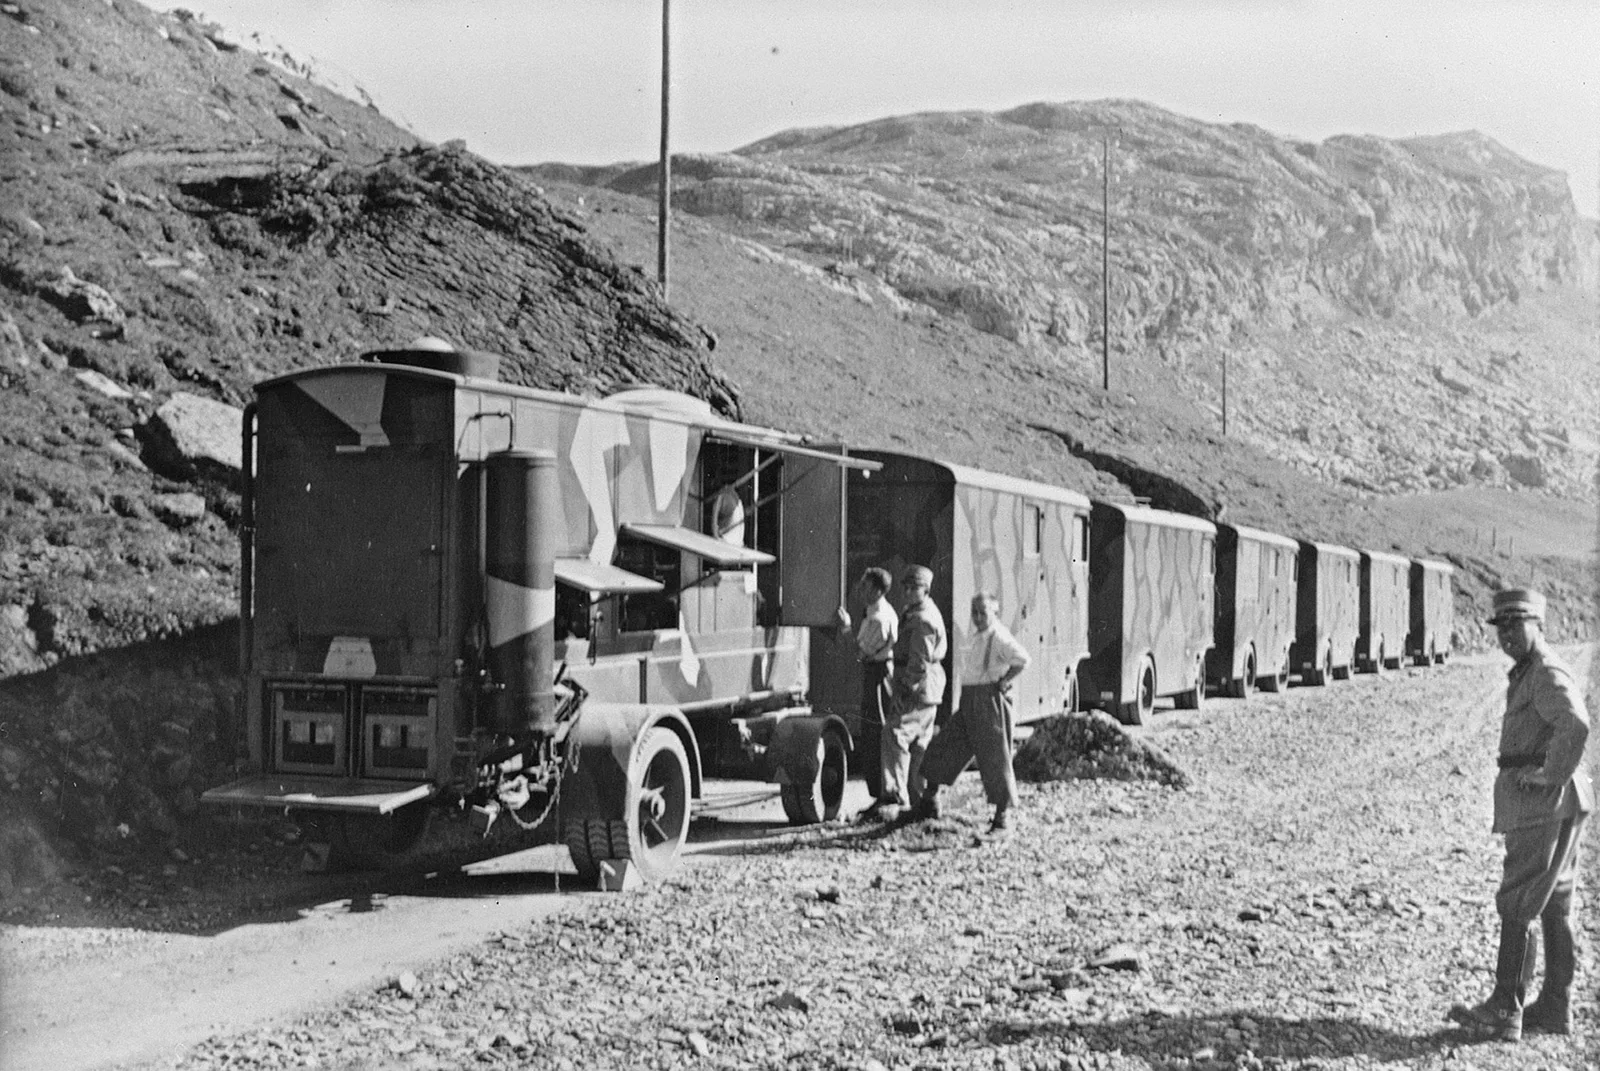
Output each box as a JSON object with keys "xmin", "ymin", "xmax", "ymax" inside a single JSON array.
[
  {"xmin": 913, "ymin": 592, "xmax": 1030, "ymax": 833},
  {"xmin": 853, "ymin": 567, "xmax": 898, "ymax": 803}
]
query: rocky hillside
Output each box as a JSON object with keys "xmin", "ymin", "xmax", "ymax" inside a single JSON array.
[
  {"xmin": 541, "ymin": 102, "xmax": 1600, "ymax": 501},
  {"xmin": 0, "ymin": 0, "xmax": 731, "ymax": 672}
]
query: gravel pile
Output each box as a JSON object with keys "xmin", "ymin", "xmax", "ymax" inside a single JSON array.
[
  {"xmin": 166, "ymin": 655, "xmax": 1595, "ymax": 1070},
  {"xmin": 1015, "ymin": 711, "xmax": 1191, "ymax": 789}
]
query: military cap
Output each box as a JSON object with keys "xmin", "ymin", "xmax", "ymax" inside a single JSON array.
[
  {"xmin": 902, "ymin": 565, "xmax": 934, "ymax": 587},
  {"xmin": 1488, "ymin": 588, "xmax": 1545, "ymax": 624}
]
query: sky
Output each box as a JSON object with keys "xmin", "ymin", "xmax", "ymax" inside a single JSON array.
[{"xmin": 182, "ymin": 1, "xmax": 1599, "ymax": 216}]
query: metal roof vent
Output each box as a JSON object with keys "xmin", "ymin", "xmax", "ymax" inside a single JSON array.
[{"xmin": 360, "ymin": 336, "xmax": 502, "ymax": 380}]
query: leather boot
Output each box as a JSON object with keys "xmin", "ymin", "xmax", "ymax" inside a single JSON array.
[
  {"xmin": 1524, "ymin": 891, "xmax": 1574, "ymax": 1034},
  {"xmin": 1448, "ymin": 919, "xmax": 1531, "ymax": 1041}
]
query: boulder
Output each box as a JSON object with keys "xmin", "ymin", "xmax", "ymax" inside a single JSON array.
[
  {"xmin": 1501, "ymin": 452, "xmax": 1546, "ymax": 488},
  {"xmin": 137, "ymin": 392, "xmax": 243, "ymax": 483}
]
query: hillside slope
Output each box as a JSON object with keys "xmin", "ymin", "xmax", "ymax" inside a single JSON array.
[
  {"xmin": 0, "ymin": 0, "xmax": 731, "ymax": 672},
  {"xmin": 540, "ymin": 101, "xmax": 1600, "ymax": 503}
]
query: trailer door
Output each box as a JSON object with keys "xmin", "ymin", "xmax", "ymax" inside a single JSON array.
[{"xmin": 777, "ymin": 453, "xmax": 846, "ymax": 626}]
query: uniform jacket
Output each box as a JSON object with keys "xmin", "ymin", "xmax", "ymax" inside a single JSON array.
[
  {"xmin": 1492, "ymin": 637, "xmax": 1593, "ymax": 833},
  {"xmin": 893, "ymin": 595, "xmax": 948, "ymax": 709}
]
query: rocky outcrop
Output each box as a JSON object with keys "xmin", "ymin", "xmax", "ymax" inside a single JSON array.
[
  {"xmin": 637, "ymin": 103, "xmax": 1592, "ymax": 354},
  {"xmin": 554, "ymin": 100, "xmax": 1598, "ymax": 498}
]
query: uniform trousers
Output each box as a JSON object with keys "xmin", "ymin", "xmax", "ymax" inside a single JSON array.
[
  {"xmin": 857, "ymin": 660, "xmax": 892, "ymax": 799},
  {"xmin": 920, "ymin": 682, "xmax": 1018, "ymax": 809},
  {"xmin": 1497, "ymin": 813, "xmax": 1586, "ymax": 923},
  {"xmin": 880, "ymin": 699, "xmax": 937, "ymax": 807}
]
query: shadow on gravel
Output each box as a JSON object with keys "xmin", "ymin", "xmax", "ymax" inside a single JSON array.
[{"xmin": 981, "ymin": 1010, "xmax": 1493, "ymax": 1066}]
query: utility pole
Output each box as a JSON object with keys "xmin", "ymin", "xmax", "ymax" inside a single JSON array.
[
  {"xmin": 1101, "ymin": 130, "xmax": 1110, "ymax": 391},
  {"xmin": 1221, "ymin": 349, "xmax": 1228, "ymax": 435},
  {"xmin": 656, "ymin": 0, "xmax": 671, "ymax": 301}
]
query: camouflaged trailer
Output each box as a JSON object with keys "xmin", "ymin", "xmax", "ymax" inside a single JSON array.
[
  {"xmin": 201, "ymin": 341, "xmax": 874, "ymax": 880},
  {"xmin": 1294, "ymin": 540, "xmax": 1361, "ymax": 685},
  {"xmin": 1358, "ymin": 549, "xmax": 1412, "ymax": 673},
  {"xmin": 1408, "ymin": 558, "xmax": 1455, "ymax": 665},
  {"xmin": 809, "ymin": 451, "xmax": 1092, "ymax": 742},
  {"xmin": 1208, "ymin": 523, "xmax": 1300, "ymax": 698},
  {"xmin": 1086, "ymin": 502, "xmax": 1216, "ymax": 725}
]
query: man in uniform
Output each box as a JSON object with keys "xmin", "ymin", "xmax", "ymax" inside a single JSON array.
[
  {"xmin": 861, "ymin": 565, "xmax": 947, "ymax": 822},
  {"xmin": 1449, "ymin": 588, "xmax": 1591, "ymax": 1041},
  {"xmin": 913, "ymin": 592, "xmax": 1031, "ymax": 833}
]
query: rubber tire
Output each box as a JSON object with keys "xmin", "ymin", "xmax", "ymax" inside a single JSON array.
[
  {"xmin": 563, "ymin": 727, "xmax": 692, "ymax": 885},
  {"xmin": 1063, "ymin": 671, "xmax": 1080, "ymax": 715},
  {"xmin": 781, "ymin": 729, "xmax": 848, "ymax": 825},
  {"xmin": 1309, "ymin": 648, "xmax": 1332, "ymax": 687},
  {"xmin": 1174, "ymin": 656, "xmax": 1205, "ymax": 711},
  {"xmin": 1230, "ymin": 651, "xmax": 1256, "ymax": 700},
  {"xmin": 334, "ymin": 802, "xmax": 433, "ymax": 871},
  {"xmin": 1116, "ymin": 657, "xmax": 1156, "ymax": 726},
  {"xmin": 1261, "ymin": 648, "xmax": 1288, "ymax": 692}
]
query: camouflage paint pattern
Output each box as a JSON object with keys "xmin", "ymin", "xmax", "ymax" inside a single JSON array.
[
  {"xmin": 808, "ymin": 452, "xmax": 1091, "ymax": 733},
  {"xmin": 239, "ymin": 362, "xmax": 830, "ymax": 794},
  {"xmin": 1209, "ymin": 524, "xmax": 1299, "ymax": 687},
  {"xmin": 1294, "ymin": 541, "xmax": 1360, "ymax": 676},
  {"xmin": 1408, "ymin": 559, "xmax": 1455, "ymax": 662},
  {"xmin": 1087, "ymin": 503, "xmax": 1216, "ymax": 709},
  {"xmin": 1358, "ymin": 549, "xmax": 1411, "ymax": 670}
]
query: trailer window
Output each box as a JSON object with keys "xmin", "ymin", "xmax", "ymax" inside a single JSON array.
[
  {"xmin": 1025, "ymin": 504, "xmax": 1043, "ymax": 558},
  {"xmin": 613, "ymin": 536, "xmax": 680, "ymax": 632}
]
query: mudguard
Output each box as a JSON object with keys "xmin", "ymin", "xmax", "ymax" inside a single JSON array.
[
  {"xmin": 766, "ymin": 713, "xmax": 851, "ymax": 787},
  {"xmin": 560, "ymin": 702, "xmax": 701, "ymax": 819}
]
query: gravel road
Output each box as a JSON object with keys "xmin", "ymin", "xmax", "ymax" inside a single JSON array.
[{"xmin": 9, "ymin": 649, "xmax": 1597, "ymax": 1071}]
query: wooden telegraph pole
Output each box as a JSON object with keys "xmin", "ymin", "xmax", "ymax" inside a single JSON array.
[
  {"xmin": 1101, "ymin": 130, "xmax": 1110, "ymax": 391},
  {"xmin": 656, "ymin": 0, "xmax": 671, "ymax": 301}
]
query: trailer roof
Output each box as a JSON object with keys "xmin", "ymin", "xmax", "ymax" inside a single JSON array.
[
  {"xmin": 1360, "ymin": 549, "xmax": 1411, "ymax": 566},
  {"xmin": 1095, "ymin": 501, "xmax": 1217, "ymax": 535},
  {"xmin": 257, "ymin": 360, "xmax": 879, "ymax": 471},
  {"xmin": 1412, "ymin": 557, "xmax": 1455, "ymax": 573},
  {"xmin": 1222, "ymin": 523, "xmax": 1299, "ymax": 550},
  {"xmin": 858, "ymin": 450, "xmax": 1090, "ymax": 509},
  {"xmin": 1299, "ymin": 539, "xmax": 1360, "ymax": 560}
]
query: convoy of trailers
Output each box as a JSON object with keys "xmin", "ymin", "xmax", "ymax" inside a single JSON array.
[{"xmin": 202, "ymin": 341, "xmax": 1458, "ymax": 881}]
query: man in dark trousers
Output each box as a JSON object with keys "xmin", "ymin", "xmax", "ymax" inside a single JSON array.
[
  {"xmin": 1449, "ymin": 588, "xmax": 1591, "ymax": 1041},
  {"xmin": 913, "ymin": 592, "xmax": 1030, "ymax": 832},
  {"xmin": 852, "ymin": 567, "xmax": 898, "ymax": 805}
]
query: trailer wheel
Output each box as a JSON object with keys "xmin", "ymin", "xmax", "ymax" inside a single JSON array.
[
  {"xmin": 1174, "ymin": 655, "xmax": 1205, "ymax": 711},
  {"xmin": 1370, "ymin": 641, "xmax": 1387, "ymax": 674},
  {"xmin": 1117, "ymin": 657, "xmax": 1156, "ymax": 726},
  {"xmin": 563, "ymin": 727, "xmax": 691, "ymax": 885},
  {"xmin": 334, "ymin": 802, "xmax": 433, "ymax": 870},
  {"xmin": 1260, "ymin": 652, "xmax": 1287, "ymax": 693},
  {"xmin": 1333, "ymin": 643, "xmax": 1355, "ymax": 680},
  {"xmin": 1309, "ymin": 647, "xmax": 1332, "ymax": 687},
  {"xmin": 1230, "ymin": 651, "xmax": 1256, "ymax": 699},
  {"xmin": 1063, "ymin": 670, "xmax": 1080, "ymax": 715},
  {"xmin": 781, "ymin": 729, "xmax": 847, "ymax": 825}
]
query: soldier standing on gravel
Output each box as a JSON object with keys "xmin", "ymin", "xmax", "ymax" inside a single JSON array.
[
  {"xmin": 913, "ymin": 592, "xmax": 1031, "ymax": 833},
  {"xmin": 860, "ymin": 565, "xmax": 947, "ymax": 822},
  {"xmin": 853, "ymin": 567, "xmax": 898, "ymax": 805},
  {"xmin": 1449, "ymin": 588, "xmax": 1591, "ymax": 1042}
]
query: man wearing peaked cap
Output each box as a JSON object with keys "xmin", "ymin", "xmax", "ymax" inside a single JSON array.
[
  {"xmin": 1449, "ymin": 588, "xmax": 1591, "ymax": 1040},
  {"xmin": 859, "ymin": 565, "xmax": 947, "ymax": 822}
]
